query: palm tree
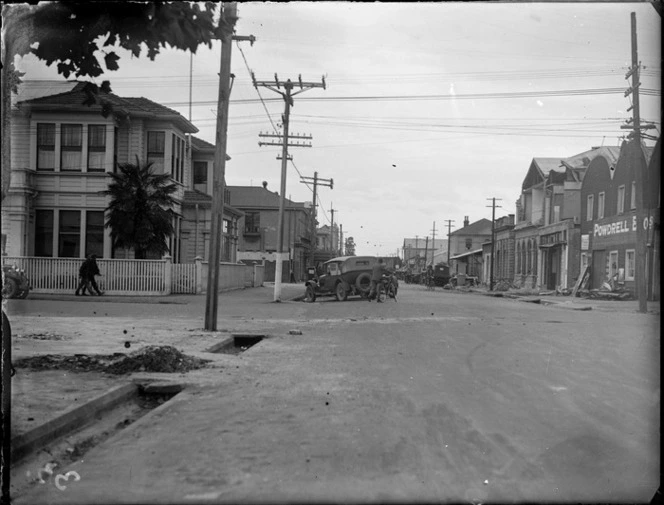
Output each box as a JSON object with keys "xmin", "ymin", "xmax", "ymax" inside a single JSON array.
[{"xmin": 101, "ymin": 156, "xmax": 177, "ymax": 259}]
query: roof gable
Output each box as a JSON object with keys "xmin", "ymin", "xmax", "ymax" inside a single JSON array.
[
  {"xmin": 450, "ymin": 218, "xmax": 493, "ymax": 236},
  {"xmin": 227, "ymin": 186, "xmax": 306, "ymax": 209},
  {"xmin": 17, "ymin": 81, "xmax": 197, "ymax": 133},
  {"xmin": 522, "ymin": 158, "xmax": 563, "ymax": 189}
]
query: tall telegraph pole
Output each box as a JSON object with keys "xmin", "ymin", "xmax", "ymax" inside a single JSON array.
[
  {"xmin": 330, "ymin": 204, "xmax": 337, "ymax": 253},
  {"xmin": 431, "ymin": 221, "xmax": 437, "ymax": 265},
  {"xmin": 486, "ymin": 198, "xmax": 502, "ymax": 291},
  {"xmin": 253, "ymin": 74, "xmax": 326, "ymax": 301},
  {"xmin": 300, "ymin": 171, "xmax": 333, "ymax": 267},
  {"xmin": 444, "ymin": 220, "xmax": 455, "ymax": 265},
  {"xmin": 204, "ymin": 3, "xmax": 254, "ymax": 330},
  {"xmin": 622, "ymin": 12, "xmax": 653, "ymax": 313}
]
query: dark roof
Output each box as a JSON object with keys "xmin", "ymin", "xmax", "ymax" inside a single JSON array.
[
  {"xmin": 18, "ymin": 81, "xmax": 197, "ymax": 133},
  {"xmin": 449, "ymin": 218, "xmax": 492, "ymax": 236},
  {"xmin": 191, "ymin": 136, "xmax": 215, "ymax": 151},
  {"xmin": 182, "ymin": 190, "xmax": 243, "ymax": 216},
  {"xmin": 227, "ymin": 186, "xmax": 307, "ymax": 209}
]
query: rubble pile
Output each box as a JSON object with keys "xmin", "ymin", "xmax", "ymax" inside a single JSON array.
[
  {"xmin": 105, "ymin": 345, "xmax": 209, "ymax": 375},
  {"xmin": 15, "ymin": 346, "xmax": 209, "ymax": 375},
  {"xmin": 16, "ymin": 354, "xmax": 119, "ymax": 373}
]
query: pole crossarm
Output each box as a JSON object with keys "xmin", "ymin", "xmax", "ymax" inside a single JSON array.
[{"xmin": 258, "ymin": 141, "xmax": 312, "ymax": 148}]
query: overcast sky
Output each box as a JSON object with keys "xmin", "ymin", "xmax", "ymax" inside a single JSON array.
[{"xmin": 16, "ymin": 1, "xmax": 662, "ymax": 257}]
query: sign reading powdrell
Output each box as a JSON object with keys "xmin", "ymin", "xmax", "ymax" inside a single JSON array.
[{"xmin": 594, "ymin": 215, "xmax": 653, "ymax": 237}]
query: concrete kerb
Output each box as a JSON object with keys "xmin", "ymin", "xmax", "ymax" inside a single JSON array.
[
  {"xmin": 11, "ymin": 383, "xmax": 137, "ymax": 462},
  {"xmin": 11, "ymin": 379, "xmax": 185, "ymax": 463}
]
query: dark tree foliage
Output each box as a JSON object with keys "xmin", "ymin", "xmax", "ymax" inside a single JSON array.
[
  {"xmin": 100, "ymin": 157, "xmax": 178, "ymax": 259},
  {"xmin": 4, "ymin": 1, "xmax": 231, "ymax": 78},
  {"xmin": 1, "ymin": 1, "xmax": 234, "ymax": 201}
]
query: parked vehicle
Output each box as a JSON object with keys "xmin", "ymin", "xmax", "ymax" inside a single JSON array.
[
  {"xmin": 2, "ymin": 264, "xmax": 31, "ymax": 299},
  {"xmin": 433, "ymin": 263, "xmax": 451, "ymax": 287},
  {"xmin": 304, "ymin": 256, "xmax": 377, "ymax": 302}
]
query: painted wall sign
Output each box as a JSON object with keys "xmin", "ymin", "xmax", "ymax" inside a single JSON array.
[
  {"xmin": 593, "ymin": 214, "xmax": 652, "ymax": 238},
  {"xmin": 581, "ymin": 234, "xmax": 589, "ymax": 251}
]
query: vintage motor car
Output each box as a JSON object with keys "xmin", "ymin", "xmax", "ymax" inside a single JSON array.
[
  {"xmin": 2, "ymin": 264, "xmax": 31, "ymax": 299},
  {"xmin": 304, "ymin": 256, "xmax": 377, "ymax": 302}
]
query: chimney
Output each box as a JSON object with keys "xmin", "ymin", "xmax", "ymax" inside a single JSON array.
[
  {"xmin": 464, "ymin": 216, "xmax": 469, "ymax": 227},
  {"xmin": 262, "ymin": 181, "xmax": 268, "ymax": 189}
]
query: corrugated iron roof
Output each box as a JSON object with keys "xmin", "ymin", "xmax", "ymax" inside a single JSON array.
[
  {"xmin": 449, "ymin": 218, "xmax": 492, "ymax": 236},
  {"xmin": 17, "ymin": 80, "xmax": 197, "ymax": 133},
  {"xmin": 227, "ymin": 186, "xmax": 307, "ymax": 209}
]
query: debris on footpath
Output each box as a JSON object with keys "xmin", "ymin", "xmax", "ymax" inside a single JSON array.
[
  {"xmin": 16, "ymin": 332, "xmax": 71, "ymax": 341},
  {"xmin": 105, "ymin": 345, "xmax": 209, "ymax": 374},
  {"xmin": 15, "ymin": 346, "xmax": 209, "ymax": 375}
]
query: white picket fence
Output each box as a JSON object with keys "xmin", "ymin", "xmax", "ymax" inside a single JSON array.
[{"xmin": 2, "ymin": 256, "xmax": 264, "ymax": 296}]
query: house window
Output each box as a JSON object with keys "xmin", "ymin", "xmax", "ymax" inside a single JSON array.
[
  {"xmin": 171, "ymin": 134, "xmax": 185, "ymax": 183},
  {"xmin": 625, "ymin": 249, "xmax": 635, "ymax": 281},
  {"xmin": 193, "ymin": 161, "xmax": 207, "ymax": 188},
  {"xmin": 147, "ymin": 131, "xmax": 165, "ymax": 173},
  {"xmin": 597, "ymin": 192, "xmax": 605, "ymax": 219},
  {"xmin": 35, "ymin": 210, "xmax": 54, "ymax": 256},
  {"xmin": 86, "ymin": 211, "xmax": 105, "ymax": 257},
  {"xmin": 586, "ymin": 194, "xmax": 594, "ymax": 221},
  {"xmin": 88, "ymin": 125, "xmax": 106, "ymax": 172},
  {"xmin": 465, "ymin": 238, "xmax": 472, "ymax": 250},
  {"xmin": 61, "ymin": 124, "xmax": 83, "ymax": 171},
  {"xmin": 608, "ymin": 250, "xmax": 619, "ymax": 280},
  {"xmin": 245, "ymin": 212, "xmax": 260, "ymax": 233},
  {"xmin": 617, "ymin": 185, "xmax": 625, "ymax": 214},
  {"xmin": 37, "ymin": 123, "xmax": 55, "ymax": 170},
  {"xmin": 58, "ymin": 210, "xmax": 81, "ymax": 257},
  {"xmin": 631, "ymin": 181, "xmax": 636, "ymax": 210}
]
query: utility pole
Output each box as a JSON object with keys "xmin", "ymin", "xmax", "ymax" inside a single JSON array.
[
  {"xmin": 339, "ymin": 224, "xmax": 344, "ymax": 256},
  {"xmin": 423, "ymin": 236, "xmax": 429, "ymax": 270},
  {"xmin": 444, "ymin": 220, "xmax": 455, "ymax": 265},
  {"xmin": 431, "ymin": 221, "xmax": 437, "ymax": 265},
  {"xmin": 622, "ymin": 12, "xmax": 653, "ymax": 313},
  {"xmin": 486, "ymin": 198, "xmax": 502, "ymax": 291},
  {"xmin": 253, "ymin": 73, "xmax": 326, "ymax": 301},
  {"xmin": 204, "ymin": 3, "xmax": 255, "ymax": 331},
  {"xmin": 300, "ymin": 171, "xmax": 333, "ymax": 267},
  {"xmin": 330, "ymin": 204, "xmax": 337, "ymax": 253}
]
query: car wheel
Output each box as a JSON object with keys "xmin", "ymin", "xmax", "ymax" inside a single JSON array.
[
  {"xmin": 355, "ymin": 272, "xmax": 371, "ymax": 295},
  {"xmin": 2, "ymin": 278, "xmax": 18, "ymax": 299},
  {"xmin": 304, "ymin": 285, "xmax": 316, "ymax": 303},
  {"xmin": 335, "ymin": 282, "xmax": 348, "ymax": 302}
]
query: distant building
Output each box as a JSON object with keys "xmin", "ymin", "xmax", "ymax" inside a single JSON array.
[
  {"xmin": 448, "ymin": 217, "xmax": 492, "ymax": 275},
  {"xmin": 402, "ymin": 237, "xmax": 447, "ymax": 270},
  {"xmin": 227, "ymin": 183, "xmax": 312, "ymax": 282},
  {"xmin": 580, "ymin": 140, "xmax": 659, "ymax": 299}
]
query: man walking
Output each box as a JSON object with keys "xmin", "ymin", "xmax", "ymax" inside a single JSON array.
[{"xmin": 75, "ymin": 255, "xmax": 103, "ymax": 296}]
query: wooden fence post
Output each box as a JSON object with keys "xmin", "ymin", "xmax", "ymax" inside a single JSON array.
[
  {"xmin": 195, "ymin": 256, "xmax": 203, "ymax": 294},
  {"xmin": 163, "ymin": 254, "xmax": 172, "ymax": 295}
]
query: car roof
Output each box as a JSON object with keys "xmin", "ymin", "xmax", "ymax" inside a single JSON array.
[{"xmin": 324, "ymin": 256, "xmax": 376, "ymax": 265}]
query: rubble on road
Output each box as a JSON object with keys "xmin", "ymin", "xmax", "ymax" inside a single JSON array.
[
  {"xmin": 15, "ymin": 346, "xmax": 210, "ymax": 375},
  {"xmin": 105, "ymin": 345, "xmax": 209, "ymax": 375}
]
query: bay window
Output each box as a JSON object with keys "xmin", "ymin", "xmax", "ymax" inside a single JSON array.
[
  {"xmin": 61, "ymin": 124, "xmax": 83, "ymax": 171},
  {"xmin": 37, "ymin": 123, "xmax": 55, "ymax": 170},
  {"xmin": 147, "ymin": 131, "xmax": 165, "ymax": 172},
  {"xmin": 88, "ymin": 125, "xmax": 107, "ymax": 172}
]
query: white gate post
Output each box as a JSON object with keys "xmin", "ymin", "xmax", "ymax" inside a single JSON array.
[
  {"xmin": 163, "ymin": 254, "xmax": 172, "ymax": 295},
  {"xmin": 195, "ymin": 256, "xmax": 203, "ymax": 294}
]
